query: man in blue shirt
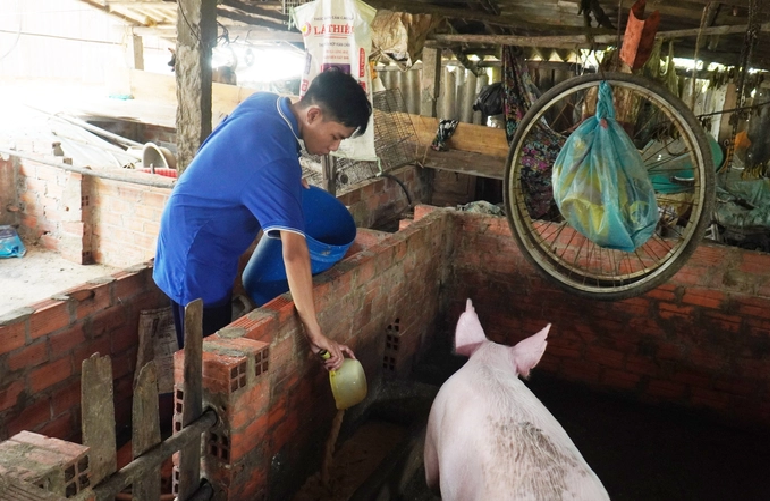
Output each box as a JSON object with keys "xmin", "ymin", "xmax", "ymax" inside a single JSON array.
[{"xmin": 154, "ymin": 71, "xmax": 371, "ymax": 371}]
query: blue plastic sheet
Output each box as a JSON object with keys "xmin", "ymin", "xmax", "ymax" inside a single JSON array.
[
  {"xmin": 0, "ymin": 225, "xmax": 26, "ymax": 258},
  {"xmin": 552, "ymin": 81, "xmax": 659, "ymax": 252}
]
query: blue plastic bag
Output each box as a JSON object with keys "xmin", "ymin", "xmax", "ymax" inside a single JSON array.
[
  {"xmin": 552, "ymin": 81, "xmax": 658, "ymax": 252},
  {"xmin": 0, "ymin": 225, "xmax": 26, "ymax": 258}
]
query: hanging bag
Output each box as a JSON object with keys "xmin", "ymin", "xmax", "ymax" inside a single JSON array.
[{"xmin": 552, "ymin": 81, "xmax": 659, "ymax": 252}]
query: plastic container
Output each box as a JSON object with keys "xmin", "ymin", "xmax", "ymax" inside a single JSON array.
[
  {"xmin": 243, "ymin": 186, "xmax": 357, "ymax": 306},
  {"xmin": 320, "ymin": 351, "xmax": 367, "ymax": 410}
]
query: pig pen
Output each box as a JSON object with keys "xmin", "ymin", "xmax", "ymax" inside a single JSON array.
[
  {"xmin": 3, "ymin": 201, "xmax": 770, "ymax": 501},
  {"xmin": 177, "ymin": 205, "xmax": 770, "ymax": 501}
]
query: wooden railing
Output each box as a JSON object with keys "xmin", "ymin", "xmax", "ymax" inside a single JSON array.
[{"xmin": 80, "ymin": 299, "xmax": 217, "ymax": 501}]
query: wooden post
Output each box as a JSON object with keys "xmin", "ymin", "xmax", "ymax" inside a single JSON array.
[
  {"xmin": 132, "ymin": 362, "xmax": 162, "ymax": 500},
  {"xmin": 420, "ymin": 47, "xmax": 441, "ymax": 117},
  {"xmin": 176, "ymin": 0, "xmax": 218, "ymax": 172},
  {"xmin": 322, "ymin": 155, "xmax": 336, "ymax": 196},
  {"xmin": 81, "ymin": 354, "xmax": 117, "ymax": 501},
  {"xmin": 177, "ymin": 299, "xmax": 205, "ymax": 500},
  {"xmin": 128, "ymin": 32, "xmax": 144, "ymax": 70}
]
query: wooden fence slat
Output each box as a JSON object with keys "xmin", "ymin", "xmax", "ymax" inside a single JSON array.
[
  {"xmin": 177, "ymin": 299, "xmax": 204, "ymax": 500},
  {"xmin": 132, "ymin": 361, "xmax": 162, "ymax": 500},
  {"xmin": 81, "ymin": 353, "xmax": 117, "ymax": 499}
]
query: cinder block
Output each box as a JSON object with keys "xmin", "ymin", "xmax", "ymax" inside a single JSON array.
[{"xmin": 0, "ymin": 431, "xmax": 90, "ymax": 497}]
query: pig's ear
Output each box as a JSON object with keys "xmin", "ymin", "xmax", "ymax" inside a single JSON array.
[
  {"xmin": 454, "ymin": 298, "xmax": 486, "ymax": 357},
  {"xmin": 511, "ymin": 324, "xmax": 550, "ymax": 377}
]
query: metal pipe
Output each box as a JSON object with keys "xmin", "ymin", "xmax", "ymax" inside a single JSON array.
[
  {"xmin": 0, "ymin": 149, "xmax": 176, "ymax": 189},
  {"xmin": 92, "ymin": 409, "xmax": 218, "ymax": 500}
]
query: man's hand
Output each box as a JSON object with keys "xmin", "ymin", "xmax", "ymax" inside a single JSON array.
[
  {"xmin": 310, "ymin": 334, "xmax": 356, "ymax": 371},
  {"xmin": 281, "ymin": 229, "xmax": 354, "ymax": 371}
]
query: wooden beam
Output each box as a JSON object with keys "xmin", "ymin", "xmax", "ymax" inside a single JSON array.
[
  {"xmin": 420, "ymin": 47, "xmax": 441, "ymax": 117},
  {"xmin": 220, "ymin": 0, "xmax": 287, "ymax": 23},
  {"xmin": 410, "ymin": 114, "xmax": 509, "ymax": 158},
  {"xmin": 175, "ymin": 0, "xmax": 217, "ymax": 172},
  {"xmin": 429, "ymin": 22, "xmax": 770, "ymax": 48},
  {"xmin": 365, "ymin": 0, "xmax": 611, "ymax": 33},
  {"xmin": 216, "ymin": 7, "xmax": 290, "ymax": 32}
]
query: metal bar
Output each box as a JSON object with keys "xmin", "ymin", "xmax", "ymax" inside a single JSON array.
[
  {"xmin": 91, "ymin": 409, "xmax": 217, "ymax": 500},
  {"xmin": 178, "ymin": 299, "xmax": 205, "ymax": 500},
  {"xmin": 0, "ymin": 149, "xmax": 176, "ymax": 189}
]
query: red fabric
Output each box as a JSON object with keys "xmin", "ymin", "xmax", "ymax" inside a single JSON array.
[{"xmin": 620, "ymin": 0, "xmax": 661, "ymax": 70}]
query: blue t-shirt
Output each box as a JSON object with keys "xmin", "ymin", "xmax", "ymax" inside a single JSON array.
[{"xmin": 153, "ymin": 93, "xmax": 305, "ymax": 306}]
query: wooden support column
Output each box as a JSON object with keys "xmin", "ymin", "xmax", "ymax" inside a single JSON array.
[
  {"xmin": 421, "ymin": 47, "xmax": 441, "ymax": 117},
  {"xmin": 128, "ymin": 32, "xmax": 144, "ymax": 70},
  {"xmin": 176, "ymin": 0, "xmax": 218, "ymax": 172}
]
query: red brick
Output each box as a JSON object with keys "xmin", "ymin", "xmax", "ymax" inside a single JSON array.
[
  {"xmin": 88, "ymin": 306, "xmax": 126, "ymax": 338},
  {"xmin": 73, "ymin": 337, "xmax": 112, "ymax": 374},
  {"xmin": 29, "ymin": 300, "xmax": 71, "ymax": 337},
  {"xmin": 0, "ymin": 380, "xmax": 25, "ymax": 412},
  {"xmin": 71, "ymin": 280, "xmax": 114, "ymax": 319},
  {"xmin": 38, "ymin": 412, "xmax": 75, "ymax": 441},
  {"xmin": 625, "ymin": 356, "xmax": 660, "ymax": 376},
  {"xmin": 739, "ymin": 252, "xmax": 770, "ymax": 274},
  {"xmin": 645, "ymin": 288, "xmax": 677, "ymax": 302},
  {"xmin": 672, "ymin": 370, "xmax": 711, "ymax": 388},
  {"xmin": 50, "ymin": 325, "xmax": 85, "ymax": 354},
  {"xmin": 681, "ymin": 289, "xmax": 726, "ymax": 309},
  {"xmin": 110, "ymin": 325, "xmax": 138, "ymax": 354},
  {"xmin": 7, "ymin": 397, "xmax": 51, "ymax": 435},
  {"xmin": 645, "ymin": 380, "xmax": 686, "ymax": 400},
  {"xmin": 0, "ymin": 319, "xmax": 27, "ymax": 354},
  {"xmin": 52, "ymin": 381, "xmax": 82, "ymax": 415},
  {"xmin": 601, "ymin": 369, "xmax": 641, "ymax": 390},
  {"xmin": 585, "ymin": 346, "xmax": 625, "ymax": 369},
  {"xmin": 29, "ymin": 357, "xmax": 73, "ymax": 393},
  {"xmin": 8, "ymin": 341, "xmax": 49, "ymax": 371}
]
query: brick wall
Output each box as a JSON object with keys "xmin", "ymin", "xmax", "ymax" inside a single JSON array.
[
  {"xmin": 0, "ymin": 263, "xmax": 167, "ymax": 443},
  {"xmin": 6, "ymin": 155, "xmax": 174, "ymax": 267},
  {"xmin": 13, "ymin": 160, "xmax": 86, "ymax": 262},
  {"xmin": 90, "ymin": 178, "xmax": 171, "ymax": 267},
  {"xmin": 174, "ymin": 213, "xmax": 453, "ymax": 500},
  {"xmin": 445, "ymin": 211, "xmax": 770, "ymax": 430}
]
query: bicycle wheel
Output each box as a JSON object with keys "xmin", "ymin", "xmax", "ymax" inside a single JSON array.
[{"xmin": 504, "ymin": 72, "xmax": 716, "ymax": 300}]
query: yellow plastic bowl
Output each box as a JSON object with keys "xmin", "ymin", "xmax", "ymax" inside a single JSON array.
[{"xmin": 329, "ymin": 358, "xmax": 367, "ymax": 410}]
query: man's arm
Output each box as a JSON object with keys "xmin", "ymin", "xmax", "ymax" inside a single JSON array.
[{"xmin": 280, "ymin": 230, "xmax": 354, "ymax": 370}]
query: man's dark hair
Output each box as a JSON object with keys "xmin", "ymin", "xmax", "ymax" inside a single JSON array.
[{"xmin": 301, "ymin": 71, "xmax": 372, "ymax": 134}]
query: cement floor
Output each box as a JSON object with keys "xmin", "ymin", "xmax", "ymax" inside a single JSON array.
[
  {"xmin": 0, "ymin": 244, "xmax": 118, "ymax": 316},
  {"xmin": 410, "ymin": 338, "xmax": 770, "ymax": 501}
]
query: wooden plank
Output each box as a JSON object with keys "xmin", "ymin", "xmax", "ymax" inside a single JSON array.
[
  {"xmin": 81, "ymin": 353, "xmax": 117, "ymax": 496},
  {"xmin": 0, "ymin": 476, "xmax": 69, "ymax": 501},
  {"xmin": 132, "ymin": 362, "xmax": 162, "ymax": 501},
  {"xmin": 177, "ymin": 298, "xmax": 204, "ymax": 500},
  {"xmin": 421, "ymin": 148, "xmax": 506, "ymax": 180},
  {"xmin": 430, "ymin": 22, "xmax": 770, "ymax": 47},
  {"xmin": 410, "ymin": 114, "xmax": 509, "ymax": 158}
]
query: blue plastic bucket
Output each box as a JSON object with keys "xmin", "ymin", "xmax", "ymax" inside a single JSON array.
[{"xmin": 243, "ymin": 186, "xmax": 357, "ymax": 306}]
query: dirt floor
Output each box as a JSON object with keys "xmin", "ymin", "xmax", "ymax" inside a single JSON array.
[
  {"xmin": 406, "ymin": 337, "xmax": 770, "ymax": 501},
  {"xmin": 0, "ymin": 245, "xmax": 118, "ymax": 316}
]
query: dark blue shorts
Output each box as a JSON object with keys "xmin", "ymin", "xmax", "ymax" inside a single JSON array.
[{"xmin": 170, "ymin": 295, "xmax": 233, "ymax": 348}]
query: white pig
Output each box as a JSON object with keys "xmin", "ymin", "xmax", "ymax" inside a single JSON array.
[{"xmin": 424, "ymin": 298, "xmax": 610, "ymax": 501}]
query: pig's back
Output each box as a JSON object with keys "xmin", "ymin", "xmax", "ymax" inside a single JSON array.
[{"xmin": 433, "ymin": 354, "xmax": 609, "ymax": 501}]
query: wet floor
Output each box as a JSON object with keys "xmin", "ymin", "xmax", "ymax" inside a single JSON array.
[{"xmin": 410, "ymin": 340, "xmax": 770, "ymax": 501}]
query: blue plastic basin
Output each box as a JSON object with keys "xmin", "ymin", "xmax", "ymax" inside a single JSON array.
[{"xmin": 243, "ymin": 186, "xmax": 357, "ymax": 306}]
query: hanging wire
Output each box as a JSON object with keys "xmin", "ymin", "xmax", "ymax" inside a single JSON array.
[
  {"xmin": 176, "ymin": 0, "xmax": 202, "ymax": 44},
  {"xmin": 0, "ymin": 0, "xmax": 22, "ymax": 63}
]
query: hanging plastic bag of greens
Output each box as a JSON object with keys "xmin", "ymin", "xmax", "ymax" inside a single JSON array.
[{"xmin": 552, "ymin": 81, "xmax": 658, "ymax": 252}]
